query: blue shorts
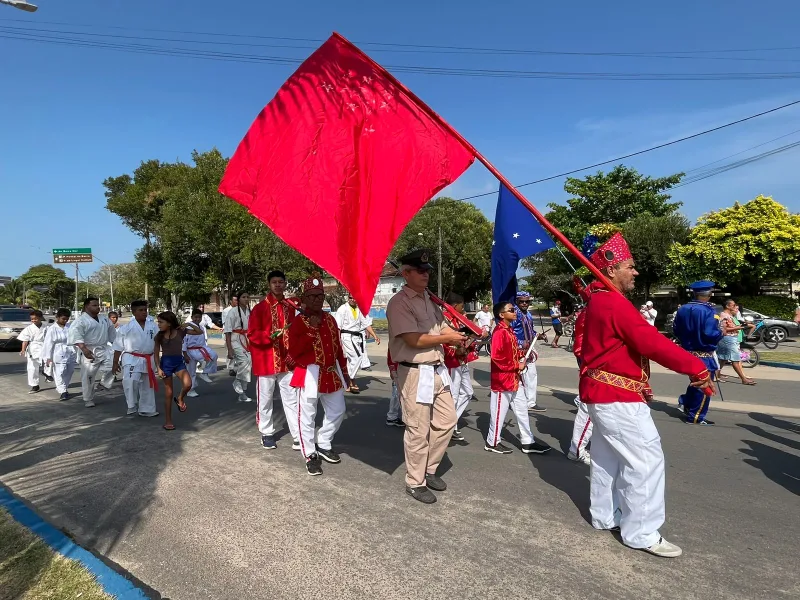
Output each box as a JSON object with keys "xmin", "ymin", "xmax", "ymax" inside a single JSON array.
[{"xmin": 160, "ymin": 355, "xmax": 187, "ymax": 377}]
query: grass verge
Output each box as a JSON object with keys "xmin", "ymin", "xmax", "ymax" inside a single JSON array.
[
  {"xmin": 761, "ymin": 351, "xmax": 800, "ymax": 365},
  {"xmin": 0, "ymin": 508, "xmax": 112, "ymax": 600}
]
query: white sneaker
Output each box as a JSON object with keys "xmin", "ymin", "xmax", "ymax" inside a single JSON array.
[
  {"xmin": 292, "ymin": 439, "xmax": 301, "ymax": 451},
  {"xmin": 238, "ymin": 394, "xmax": 253, "ymax": 403},
  {"xmin": 233, "ymin": 381, "xmax": 244, "ymax": 395},
  {"xmin": 84, "ymin": 401, "xmax": 96, "ymax": 408},
  {"xmin": 138, "ymin": 411, "xmax": 160, "ymax": 417},
  {"xmin": 643, "ymin": 537, "xmax": 683, "ymax": 558},
  {"xmin": 567, "ymin": 450, "xmax": 591, "ymax": 465},
  {"xmin": 198, "ymin": 374, "xmax": 213, "ymax": 383},
  {"xmin": 186, "ymin": 390, "xmax": 199, "ymax": 397},
  {"xmin": 126, "ymin": 408, "xmax": 138, "ymax": 416}
]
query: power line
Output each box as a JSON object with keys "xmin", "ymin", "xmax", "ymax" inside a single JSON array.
[
  {"xmin": 456, "ymin": 98, "xmax": 800, "ymax": 200},
  {"xmin": 683, "ymin": 128, "xmax": 800, "ymax": 173}
]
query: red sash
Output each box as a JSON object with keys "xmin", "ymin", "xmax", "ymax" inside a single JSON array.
[
  {"xmin": 233, "ymin": 329, "xmax": 250, "ymax": 352},
  {"xmin": 187, "ymin": 346, "xmax": 212, "ymax": 362},
  {"xmin": 130, "ymin": 352, "xmax": 159, "ymax": 390}
]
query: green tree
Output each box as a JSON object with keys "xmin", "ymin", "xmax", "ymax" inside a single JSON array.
[
  {"xmin": 88, "ymin": 263, "xmax": 148, "ymax": 308},
  {"xmin": 669, "ymin": 195, "xmax": 800, "ymax": 295},
  {"xmin": 18, "ymin": 264, "xmax": 74, "ymax": 308},
  {"xmin": 391, "ymin": 197, "xmax": 493, "ymax": 301},
  {"xmin": 0, "ymin": 279, "xmax": 24, "ymax": 305}
]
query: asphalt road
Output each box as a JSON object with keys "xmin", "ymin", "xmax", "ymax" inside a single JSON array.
[{"xmin": 0, "ymin": 347, "xmax": 798, "ymax": 600}]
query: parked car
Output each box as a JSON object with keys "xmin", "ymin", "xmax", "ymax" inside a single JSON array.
[
  {"xmin": 738, "ymin": 307, "xmax": 799, "ymax": 342},
  {"xmin": 0, "ymin": 307, "xmax": 33, "ymax": 351},
  {"xmin": 205, "ymin": 311, "xmax": 223, "ymax": 328}
]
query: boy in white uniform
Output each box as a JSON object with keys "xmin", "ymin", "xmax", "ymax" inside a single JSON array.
[
  {"xmin": 183, "ymin": 308, "xmax": 218, "ymax": 397},
  {"xmin": 222, "ymin": 297, "xmax": 238, "ymax": 376},
  {"xmin": 224, "ymin": 291, "xmax": 252, "ymax": 402},
  {"xmin": 18, "ymin": 310, "xmax": 49, "ymax": 394},
  {"xmin": 68, "ymin": 297, "xmax": 117, "ymax": 407},
  {"xmin": 41, "ymin": 308, "xmax": 78, "ymax": 401},
  {"xmin": 112, "ymin": 300, "xmax": 160, "ymax": 417},
  {"xmin": 334, "ymin": 295, "xmax": 380, "ymax": 393}
]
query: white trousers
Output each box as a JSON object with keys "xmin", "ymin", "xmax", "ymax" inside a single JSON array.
[
  {"xmin": 186, "ymin": 347, "xmax": 219, "ymax": 389},
  {"xmin": 387, "ymin": 381, "xmax": 402, "ymax": 420},
  {"xmin": 486, "ymin": 389, "xmax": 534, "ymax": 446},
  {"xmin": 256, "ymin": 373, "xmax": 297, "ymax": 438},
  {"xmin": 53, "ymin": 361, "xmax": 76, "ymax": 394},
  {"xmin": 587, "ymin": 402, "xmax": 665, "ymax": 549},
  {"xmin": 569, "ymin": 396, "xmax": 593, "ymax": 456},
  {"xmin": 522, "ymin": 362, "xmax": 538, "ymax": 408},
  {"xmin": 80, "ymin": 352, "xmax": 114, "ymax": 405},
  {"xmin": 122, "ymin": 370, "xmax": 157, "ymax": 414},
  {"xmin": 26, "ymin": 357, "xmax": 41, "ymax": 387},
  {"xmin": 296, "ymin": 387, "xmax": 346, "ymax": 458},
  {"xmin": 230, "ymin": 342, "xmax": 252, "ymax": 395},
  {"xmin": 450, "ymin": 365, "xmax": 474, "ymax": 423},
  {"xmin": 341, "ymin": 333, "xmax": 370, "ymax": 380}
]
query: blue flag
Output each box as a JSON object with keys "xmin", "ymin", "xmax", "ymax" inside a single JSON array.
[{"xmin": 491, "ymin": 184, "xmax": 556, "ymax": 303}]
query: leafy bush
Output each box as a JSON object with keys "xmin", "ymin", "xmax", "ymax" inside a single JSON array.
[{"xmin": 736, "ymin": 295, "xmax": 796, "ymax": 320}]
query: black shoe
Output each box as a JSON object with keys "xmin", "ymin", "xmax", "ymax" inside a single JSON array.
[
  {"xmin": 28, "ymin": 386, "xmax": 40, "ymax": 394},
  {"xmin": 685, "ymin": 419, "xmax": 715, "ymax": 425},
  {"xmin": 451, "ymin": 429, "xmax": 465, "ymax": 441},
  {"xmin": 317, "ymin": 447, "xmax": 341, "ymax": 464},
  {"xmin": 528, "ymin": 405, "xmax": 547, "ymax": 413},
  {"xmin": 306, "ymin": 454, "xmax": 323, "ymax": 476},
  {"xmin": 261, "ymin": 435, "xmax": 277, "ymax": 449},
  {"xmin": 45, "ymin": 376, "xmax": 54, "ymax": 383},
  {"xmin": 228, "ymin": 369, "xmax": 236, "ymax": 377},
  {"xmin": 405, "ymin": 485, "xmax": 436, "ymax": 504},
  {"xmin": 59, "ymin": 392, "xmax": 69, "ymax": 401},
  {"xmin": 385, "ymin": 418, "xmax": 406, "ymax": 427},
  {"xmin": 521, "ymin": 441, "xmax": 551, "ymax": 454},
  {"xmin": 425, "ymin": 473, "xmax": 447, "ymax": 491},
  {"xmin": 484, "ymin": 443, "xmax": 513, "ymax": 454}
]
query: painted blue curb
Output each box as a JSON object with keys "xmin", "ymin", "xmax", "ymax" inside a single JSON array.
[
  {"xmin": 761, "ymin": 360, "xmax": 800, "ymax": 371},
  {"xmin": 0, "ymin": 486, "xmax": 148, "ymax": 599}
]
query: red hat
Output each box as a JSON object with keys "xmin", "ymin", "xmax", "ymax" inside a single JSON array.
[
  {"xmin": 301, "ymin": 275, "xmax": 324, "ymax": 294},
  {"xmin": 590, "ymin": 232, "xmax": 632, "ymax": 270}
]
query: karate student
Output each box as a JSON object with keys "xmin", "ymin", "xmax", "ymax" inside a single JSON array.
[
  {"xmin": 42, "ymin": 308, "xmax": 78, "ymax": 401},
  {"xmin": 485, "ymin": 301, "xmax": 551, "ymax": 455},
  {"xmin": 288, "ymin": 276, "xmax": 352, "ymax": 476},
  {"xmin": 68, "ymin": 297, "xmax": 117, "ymax": 407},
  {"xmin": 222, "ymin": 296, "xmax": 239, "ymax": 376},
  {"xmin": 334, "ymin": 294, "xmax": 380, "ymax": 394},
  {"xmin": 18, "ymin": 310, "xmax": 49, "ymax": 393},
  {"xmin": 108, "ymin": 311, "xmax": 121, "ymax": 381},
  {"xmin": 182, "ymin": 308, "xmax": 218, "ymax": 397},
  {"xmin": 442, "ymin": 293, "xmax": 479, "ymax": 442},
  {"xmin": 187, "ymin": 306, "xmax": 221, "ymax": 374},
  {"xmin": 224, "ymin": 291, "xmax": 252, "ymax": 402},
  {"xmin": 112, "ymin": 300, "xmax": 160, "ymax": 417}
]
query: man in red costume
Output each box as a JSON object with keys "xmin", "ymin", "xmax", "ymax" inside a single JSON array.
[
  {"xmin": 580, "ymin": 233, "xmax": 714, "ymax": 558},
  {"xmin": 288, "ymin": 276, "xmax": 352, "ymax": 476},
  {"xmin": 248, "ymin": 270, "xmax": 299, "ymax": 451}
]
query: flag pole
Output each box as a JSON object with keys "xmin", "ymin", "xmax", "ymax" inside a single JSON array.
[{"xmin": 335, "ymin": 32, "xmax": 617, "ymax": 292}]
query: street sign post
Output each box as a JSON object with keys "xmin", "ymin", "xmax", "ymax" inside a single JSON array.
[
  {"xmin": 54, "ymin": 254, "xmax": 92, "ymax": 264},
  {"xmin": 52, "ymin": 248, "xmax": 93, "ymax": 313}
]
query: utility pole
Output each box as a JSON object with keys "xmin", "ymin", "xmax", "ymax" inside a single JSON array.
[
  {"xmin": 144, "ymin": 282, "xmax": 149, "ymax": 301},
  {"xmin": 437, "ymin": 226, "xmax": 443, "ymax": 298},
  {"xmin": 74, "ymin": 263, "xmax": 78, "ymax": 314}
]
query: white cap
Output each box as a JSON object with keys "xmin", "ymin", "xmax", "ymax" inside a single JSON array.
[{"xmin": 645, "ymin": 301, "xmax": 653, "ymax": 307}]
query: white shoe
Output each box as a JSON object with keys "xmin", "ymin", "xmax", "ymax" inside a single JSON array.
[
  {"xmin": 198, "ymin": 373, "xmax": 213, "ymax": 383},
  {"xmin": 292, "ymin": 439, "xmax": 301, "ymax": 451},
  {"xmin": 238, "ymin": 394, "xmax": 253, "ymax": 403},
  {"xmin": 233, "ymin": 381, "xmax": 244, "ymax": 395},
  {"xmin": 186, "ymin": 390, "xmax": 199, "ymax": 397},
  {"xmin": 567, "ymin": 450, "xmax": 591, "ymax": 465},
  {"xmin": 126, "ymin": 408, "xmax": 138, "ymax": 416},
  {"xmin": 643, "ymin": 537, "xmax": 683, "ymax": 558},
  {"xmin": 84, "ymin": 401, "xmax": 96, "ymax": 408},
  {"xmin": 138, "ymin": 411, "xmax": 160, "ymax": 417}
]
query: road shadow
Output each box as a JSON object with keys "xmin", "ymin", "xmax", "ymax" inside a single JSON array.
[
  {"xmin": 737, "ymin": 438, "xmax": 800, "ymax": 497},
  {"xmin": 747, "ymin": 413, "xmax": 800, "ymax": 436},
  {"xmin": 648, "ymin": 400, "xmax": 687, "ymax": 421}
]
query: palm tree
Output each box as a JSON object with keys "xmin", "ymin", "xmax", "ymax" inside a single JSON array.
[{"xmin": 0, "ymin": 278, "xmax": 24, "ymax": 305}]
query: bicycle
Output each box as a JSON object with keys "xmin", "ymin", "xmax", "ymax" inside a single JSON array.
[{"xmin": 744, "ymin": 318, "xmax": 780, "ymax": 350}]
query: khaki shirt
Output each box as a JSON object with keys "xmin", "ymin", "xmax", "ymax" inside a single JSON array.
[{"xmin": 386, "ymin": 286, "xmax": 446, "ymax": 364}]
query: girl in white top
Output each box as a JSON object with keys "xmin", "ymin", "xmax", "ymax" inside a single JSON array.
[
  {"xmin": 224, "ymin": 291, "xmax": 252, "ymax": 402},
  {"xmin": 41, "ymin": 308, "xmax": 78, "ymax": 400}
]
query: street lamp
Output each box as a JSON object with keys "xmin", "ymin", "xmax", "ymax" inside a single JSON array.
[
  {"xmin": 0, "ymin": 0, "xmax": 38, "ymax": 12},
  {"xmin": 93, "ymin": 256, "xmax": 115, "ymax": 313}
]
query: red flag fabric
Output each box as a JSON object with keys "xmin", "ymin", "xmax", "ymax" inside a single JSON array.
[{"xmin": 219, "ymin": 33, "xmax": 475, "ymax": 313}]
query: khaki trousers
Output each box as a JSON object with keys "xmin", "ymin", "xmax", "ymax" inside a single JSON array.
[{"xmin": 397, "ymin": 365, "xmax": 456, "ymax": 487}]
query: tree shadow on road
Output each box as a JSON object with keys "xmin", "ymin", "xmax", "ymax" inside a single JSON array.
[{"xmin": 736, "ymin": 416, "xmax": 800, "ymax": 496}]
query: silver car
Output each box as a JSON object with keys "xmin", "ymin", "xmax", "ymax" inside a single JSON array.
[{"xmin": 0, "ymin": 307, "xmax": 33, "ymax": 351}]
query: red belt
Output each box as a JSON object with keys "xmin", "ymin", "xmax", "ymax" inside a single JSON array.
[
  {"xmin": 233, "ymin": 329, "xmax": 250, "ymax": 352},
  {"xmin": 187, "ymin": 346, "xmax": 212, "ymax": 362},
  {"xmin": 130, "ymin": 352, "xmax": 159, "ymax": 390}
]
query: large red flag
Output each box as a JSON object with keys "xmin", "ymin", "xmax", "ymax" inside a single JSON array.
[{"xmin": 219, "ymin": 33, "xmax": 475, "ymax": 312}]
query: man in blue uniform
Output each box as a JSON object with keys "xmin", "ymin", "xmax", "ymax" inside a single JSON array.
[
  {"xmin": 511, "ymin": 291, "xmax": 545, "ymax": 413},
  {"xmin": 673, "ymin": 281, "xmax": 723, "ymax": 425}
]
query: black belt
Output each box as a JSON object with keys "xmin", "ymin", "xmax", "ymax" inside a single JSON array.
[
  {"xmin": 400, "ymin": 361, "xmax": 441, "ymax": 368},
  {"xmin": 341, "ymin": 329, "xmax": 364, "ymax": 337}
]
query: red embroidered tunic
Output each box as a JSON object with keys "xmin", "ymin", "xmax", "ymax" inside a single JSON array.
[
  {"xmin": 248, "ymin": 293, "xmax": 296, "ymax": 377},
  {"xmin": 443, "ymin": 340, "xmax": 479, "ymax": 369},
  {"xmin": 490, "ymin": 321, "xmax": 522, "ymax": 392},
  {"xmin": 579, "ymin": 283, "xmax": 710, "ymax": 404},
  {"xmin": 287, "ymin": 312, "xmax": 348, "ymax": 394}
]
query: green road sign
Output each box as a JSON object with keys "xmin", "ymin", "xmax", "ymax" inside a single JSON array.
[{"xmin": 53, "ymin": 248, "xmax": 92, "ymax": 254}]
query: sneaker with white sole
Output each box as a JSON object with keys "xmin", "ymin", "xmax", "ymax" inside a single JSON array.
[
  {"xmin": 292, "ymin": 439, "xmax": 301, "ymax": 451},
  {"xmin": 138, "ymin": 411, "xmax": 160, "ymax": 417},
  {"xmin": 567, "ymin": 450, "xmax": 591, "ymax": 464},
  {"xmin": 484, "ymin": 443, "xmax": 513, "ymax": 454},
  {"xmin": 306, "ymin": 454, "xmax": 323, "ymax": 476},
  {"xmin": 84, "ymin": 401, "xmax": 96, "ymax": 408},
  {"xmin": 238, "ymin": 394, "xmax": 253, "ymax": 403},
  {"xmin": 643, "ymin": 537, "xmax": 682, "ymax": 558},
  {"xmin": 521, "ymin": 442, "xmax": 551, "ymax": 454},
  {"xmin": 198, "ymin": 373, "xmax": 213, "ymax": 383},
  {"xmin": 186, "ymin": 389, "xmax": 199, "ymax": 397},
  {"xmin": 126, "ymin": 408, "xmax": 138, "ymax": 416},
  {"xmin": 451, "ymin": 429, "xmax": 465, "ymax": 441}
]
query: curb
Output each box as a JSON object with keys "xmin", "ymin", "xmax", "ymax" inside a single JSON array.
[
  {"xmin": 0, "ymin": 485, "xmax": 150, "ymax": 599},
  {"xmin": 761, "ymin": 361, "xmax": 800, "ymax": 371}
]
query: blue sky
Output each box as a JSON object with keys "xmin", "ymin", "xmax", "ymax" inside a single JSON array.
[{"xmin": 2, "ymin": 0, "xmax": 800, "ymax": 278}]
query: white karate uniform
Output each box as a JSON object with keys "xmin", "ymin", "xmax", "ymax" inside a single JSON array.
[
  {"xmin": 68, "ymin": 312, "xmax": 116, "ymax": 405},
  {"xmin": 223, "ymin": 306, "xmax": 251, "ymax": 397},
  {"xmin": 41, "ymin": 323, "xmax": 77, "ymax": 394},
  {"xmin": 486, "ymin": 389, "xmax": 535, "ymax": 447},
  {"xmin": 112, "ymin": 317, "xmax": 159, "ymax": 415},
  {"xmin": 449, "ymin": 364, "xmax": 474, "ymax": 424},
  {"xmin": 18, "ymin": 323, "xmax": 48, "ymax": 387},
  {"xmin": 569, "ymin": 396, "xmax": 593, "ymax": 457},
  {"xmin": 587, "ymin": 401, "xmax": 665, "ymax": 549},
  {"xmin": 183, "ymin": 326, "xmax": 219, "ymax": 390},
  {"xmin": 294, "ymin": 365, "xmax": 347, "ymax": 458},
  {"xmin": 334, "ymin": 304, "xmax": 372, "ymax": 380},
  {"xmin": 222, "ymin": 305, "xmax": 235, "ymax": 371}
]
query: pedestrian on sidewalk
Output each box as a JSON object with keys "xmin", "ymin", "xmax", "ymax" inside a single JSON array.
[
  {"xmin": 154, "ymin": 312, "xmax": 202, "ymax": 430},
  {"xmin": 580, "ymin": 233, "xmax": 715, "ymax": 558},
  {"xmin": 443, "ymin": 293, "xmax": 479, "ymax": 443},
  {"xmin": 485, "ymin": 301, "xmax": 550, "ymax": 456},
  {"xmin": 112, "ymin": 300, "xmax": 160, "ymax": 418},
  {"xmin": 550, "ymin": 300, "xmax": 564, "ymax": 348},
  {"xmin": 18, "ymin": 309, "xmax": 49, "ymax": 394},
  {"xmin": 224, "ymin": 291, "xmax": 253, "ymax": 402},
  {"xmin": 717, "ymin": 300, "xmax": 756, "ymax": 386},
  {"xmin": 473, "ymin": 303, "xmax": 494, "ymax": 355},
  {"xmin": 68, "ymin": 298, "xmax": 117, "ymax": 408},
  {"xmin": 511, "ymin": 291, "xmax": 545, "ymax": 413},
  {"xmin": 183, "ymin": 308, "xmax": 219, "ymax": 398},
  {"xmin": 41, "ymin": 308, "xmax": 77, "ymax": 401}
]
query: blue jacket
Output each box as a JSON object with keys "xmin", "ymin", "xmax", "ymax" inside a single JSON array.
[{"xmin": 673, "ymin": 301, "xmax": 723, "ymax": 352}]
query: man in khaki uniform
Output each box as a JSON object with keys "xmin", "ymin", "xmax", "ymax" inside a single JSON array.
[{"xmin": 387, "ymin": 249, "xmax": 467, "ymax": 504}]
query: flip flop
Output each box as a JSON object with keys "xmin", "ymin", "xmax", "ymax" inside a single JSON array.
[
  {"xmin": 742, "ymin": 380, "xmax": 757, "ymax": 386},
  {"xmin": 163, "ymin": 424, "xmax": 176, "ymax": 430},
  {"xmin": 173, "ymin": 396, "xmax": 187, "ymax": 412},
  {"xmin": 349, "ymin": 386, "xmax": 361, "ymax": 395}
]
